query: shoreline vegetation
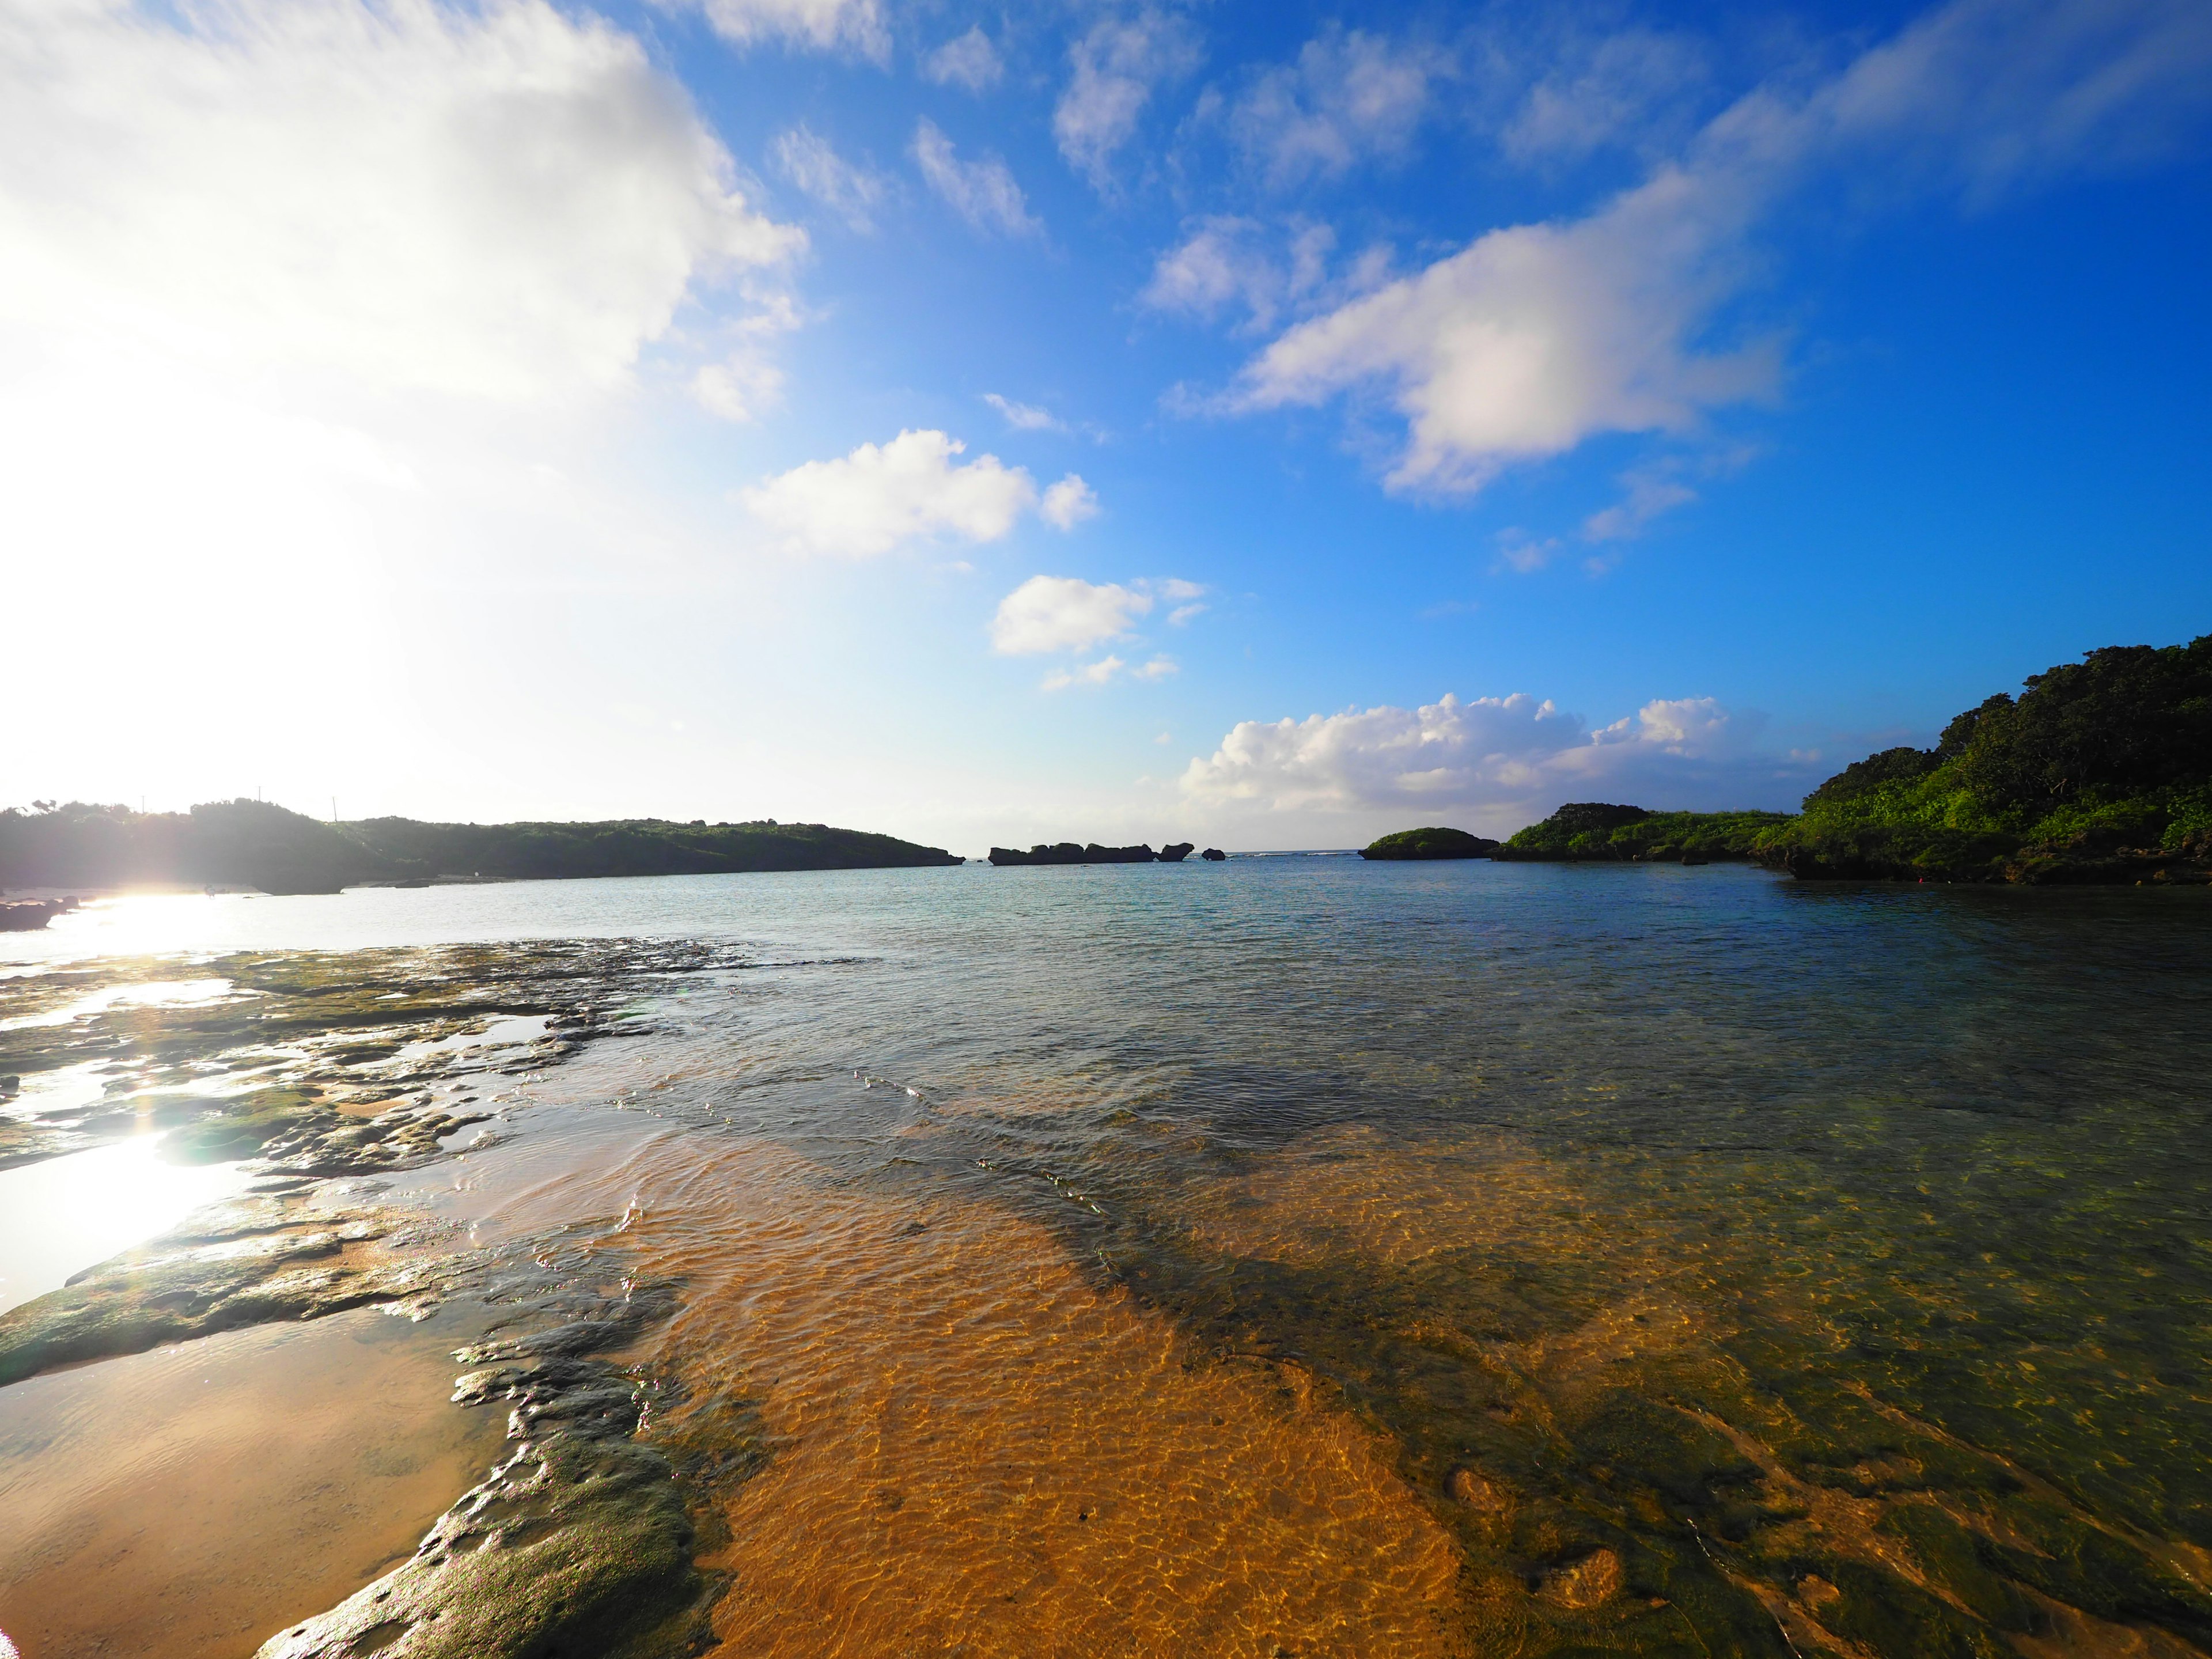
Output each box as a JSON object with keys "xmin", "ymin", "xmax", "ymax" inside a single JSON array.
[
  {"xmin": 6, "ymin": 637, "xmax": 2205, "ymax": 904},
  {"xmin": 1366, "ymin": 634, "xmax": 2212, "ymax": 886},
  {"xmin": 0, "ymin": 802, "xmax": 961, "ymax": 899}
]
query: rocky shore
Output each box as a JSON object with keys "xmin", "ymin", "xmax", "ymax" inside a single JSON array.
[{"xmin": 988, "ymin": 841, "xmax": 1199, "ymax": 865}]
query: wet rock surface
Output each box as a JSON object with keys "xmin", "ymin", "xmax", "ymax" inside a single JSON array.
[
  {"xmin": 259, "ymin": 1285, "xmax": 752, "ymax": 1659},
  {"xmin": 0, "ymin": 1194, "xmax": 443, "ymax": 1385},
  {"xmin": 0, "ymin": 938, "xmax": 728, "ymax": 1174}
]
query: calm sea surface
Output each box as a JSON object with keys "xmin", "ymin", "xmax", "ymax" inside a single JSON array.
[{"xmin": 5, "ymin": 859, "xmax": 2211, "ymax": 1657}]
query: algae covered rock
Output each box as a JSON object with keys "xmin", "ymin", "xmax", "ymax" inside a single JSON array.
[
  {"xmin": 257, "ymin": 1309, "xmax": 741, "ymax": 1659},
  {"xmin": 1359, "ymin": 827, "xmax": 1499, "ymax": 861}
]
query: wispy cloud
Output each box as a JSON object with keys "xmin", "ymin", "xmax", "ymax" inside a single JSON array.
[
  {"xmin": 1224, "ymin": 0, "xmax": 2212, "ymax": 496},
  {"xmin": 925, "ymin": 25, "xmax": 1002, "ymax": 92},
  {"xmin": 1224, "ymin": 26, "xmax": 1449, "ymax": 188},
  {"xmin": 1054, "ymin": 9, "xmax": 1201, "ymax": 190},
  {"xmin": 913, "ymin": 118, "xmax": 1041, "ymax": 238},
  {"xmin": 984, "ymin": 392, "xmax": 1066, "ymax": 432},
  {"xmin": 680, "ymin": 0, "xmax": 887, "ymax": 63},
  {"xmin": 773, "ymin": 124, "xmax": 885, "ymax": 231}
]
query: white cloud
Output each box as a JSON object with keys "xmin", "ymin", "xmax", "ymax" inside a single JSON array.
[
  {"xmin": 1225, "ymin": 0, "xmax": 2212, "ymax": 496},
  {"xmin": 1816, "ymin": 0, "xmax": 2212, "ymax": 199},
  {"xmin": 926, "ymin": 25, "xmax": 1003, "ymax": 92},
  {"xmin": 0, "ymin": 0, "xmax": 804, "ymax": 405},
  {"xmin": 984, "ymin": 393, "xmax": 1066, "ymax": 432},
  {"xmin": 1182, "ymin": 690, "xmax": 1814, "ymax": 827},
  {"xmin": 745, "ymin": 429, "xmax": 1037, "ymax": 556},
  {"xmin": 681, "ymin": 0, "xmax": 887, "ymax": 63},
  {"xmin": 1040, "ymin": 475, "xmax": 1100, "ymax": 529},
  {"xmin": 1582, "ymin": 468, "xmax": 1698, "ymax": 542},
  {"xmin": 1054, "ymin": 10, "xmax": 1201, "ymax": 190},
  {"xmin": 1233, "ymin": 165, "xmax": 1779, "ymax": 494},
  {"xmin": 1503, "ymin": 29, "xmax": 1709, "ymax": 165},
  {"xmin": 913, "ymin": 119, "xmax": 1042, "ymax": 238},
  {"xmin": 1043, "ymin": 656, "xmax": 1124, "ymax": 691},
  {"xmin": 692, "ymin": 355, "xmax": 783, "ymax": 421},
  {"xmin": 773, "ymin": 125, "xmax": 885, "ymax": 230},
  {"xmin": 1228, "ymin": 27, "xmax": 1447, "ymax": 188},
  {"xmin": 991, "ymin": 575, "xmax": 1150, "ymax": 655},
  {"xmin": 1141, "ymin": 217, "xmax": 1342, "ymax": 334},
  {"xmin": 1040, "ymin": 654, "xmax": 1177, "ymax": 691}
]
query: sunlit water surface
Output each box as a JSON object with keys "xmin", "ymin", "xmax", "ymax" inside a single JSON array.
[{"xmin": 3, "ymin": 862, "xmax": 2210, "ymax": 1658}]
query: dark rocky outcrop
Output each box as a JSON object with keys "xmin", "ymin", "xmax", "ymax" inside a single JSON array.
[
  {"xmin": 1359, "ymin": 827, "xmax": 1499, "ymax": 861},
  {"xmin": 988, "ymin": 843, "xmax": 1163, "ymax": 865},
  {"xmin": 1200, "ymin": 847, "xmax": 1226, "ymax": 861},
  {"xmin": 0, "ymin": 898, "xmax": 62, "ymax": 931},
  {"xmin": 1159, "ymin": 842, "xmax": 1195, "ymax": 862}
]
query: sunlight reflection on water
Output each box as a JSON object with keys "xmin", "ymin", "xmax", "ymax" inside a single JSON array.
[{"xmin": 0, "ymin": 1135, "xmax": 251, "ymax": 1312}]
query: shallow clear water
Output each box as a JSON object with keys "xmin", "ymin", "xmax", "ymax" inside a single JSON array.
[{"xmin": 4, "ymin": 860, "xmax": 2211, "ymax": 1657}]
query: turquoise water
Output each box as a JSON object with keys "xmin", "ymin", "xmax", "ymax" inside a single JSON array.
[{"xmin": 5, "ymin": 859, "xmax": 2211, "ymax": 1656}]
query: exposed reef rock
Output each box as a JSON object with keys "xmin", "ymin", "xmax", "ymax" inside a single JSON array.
[
  {"xmin": 0, "ymin": 1195, "xmax": 444, "ymax": 1386},
  {"xmin": 1359, "ymin": 827, "xmax": 1500, "ymax": 861},
  {"xmin": 1158, "ymin": 842, "xmax": 1195, "ymax": 862},
  {"xmin": 0, "ymin": 939, "xmax": 720, "ymax": 1175},
  {"xmin": 0, "ymin": 897, "xmax": 63, "ymax": 930},
  {"xmin": 988, "ymin": 842, "xmax": 1169, "ymax": 865},
  {"xmin": 258, "ymin": 1291, "xmax": 745, "ymax": 1659},
  {"xmin": 1200, "ymin": 847, "xmax": 1226, "ymax": 861}
]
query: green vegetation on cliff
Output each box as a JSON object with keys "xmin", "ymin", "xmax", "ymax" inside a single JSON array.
[
  {"xmin": 0, "ymin": 800, "xmax": 960, "ymax": 895},
  {"xmin": 1757, "ymin": 633, "xmax": 2212, "ymax": 882},
  {"xmin": 1498, "ymin": 804, "xmax": 1791, "ymax": 863}
]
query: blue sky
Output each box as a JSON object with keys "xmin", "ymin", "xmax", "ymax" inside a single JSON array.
[{"xmin": 3, "ymin": 0, "xmax": 2207, "ymax": 851}]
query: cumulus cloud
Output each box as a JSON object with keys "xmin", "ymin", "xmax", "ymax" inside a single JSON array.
[
  {"xmin": 990, "ymin": 573, "xmax": 1199, "ymax": 660},
  {"xmin": 680, "ymin": 0, "xmax": 887, "ymax": 62},
  {"xmin": 1225, "ymin": 0, "xmax": 2212, "ymax": 495},
  {"xmin": 991, "ymin": 575, "xmax": 1150, "ymax": 654},
  {"xmin": 1054, "ymin": 10, "xmax": 1201, "ymax": 190},
  {"xmin": 0, "ymin": 0, "xmax": 804, "ymax": 404},
  {"xmin": 773, "ymin": 125, "xmax": 885, "ymax": 230},
  {"xmin": 984, "ymin": 393, "xmax": 1066, "ymax": 432},
  {"xmin": 1227, "ymin": 26, "xmax": 1448, "ymax": 188},
  {"xmin": 926, "ymin": 25, "xmax": 1003, "ymax": 92},
  {"xmin": 1181, "ymin": 690, "xmax": 1816, "ymax": 825},
  {"xmin": 913, "ymin": 119, "xmax": 1042, "ymax": 238},
  {"xmin": 743, "ymin": 430, "xmax": 1097, "ymax": 556},
  {"xmin": 1040, "ymin": 475, "xmax": 1100, "ymax": 529}
]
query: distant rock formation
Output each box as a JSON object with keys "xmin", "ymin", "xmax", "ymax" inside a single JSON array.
[
  {"xmin": 0, "ymin": 899, "xmax": 62, "ymax": 931},
  {"xmin": 1158, "ymin": 843, "xmax": 1195, "ymax": 862},
  {"xmin": 1359, "ymin": 827, "xmax": 1500, "ymax": 861},
  {"xmin": 1200, "ymin": 848, "xmax": 1226, "ymax": 861},
  {"xmin": 987, "ymin": 843, "xmax": 1162, "ymax": 866}
]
